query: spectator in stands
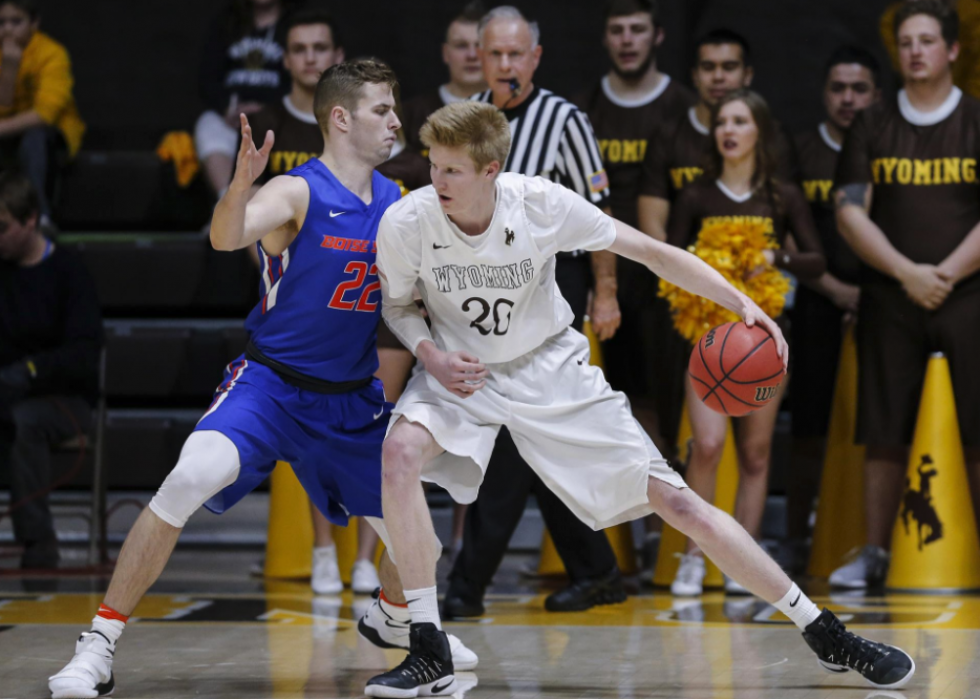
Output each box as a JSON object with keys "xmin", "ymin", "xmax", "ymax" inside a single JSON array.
[
  {"xmin": 881, "ymin": 0, "xmax": 980, "ymax": 99},
  {"xmin": 786, "ymin": 46, "xmax": 880, "ymax": 573},
  {"xmin": 667, "ymin": 90, "xmax": 825, "ymax": 597},
  {"xmin": 196, "ymin": 0, "xmax": 297, "ymax": 201},
  {"xmin": 401, "ymin": 2, "xmax": 487, "ymax": 152},
  {"xmin": 246, "ymin": 8, "xmax": 344, "ymax": 187},
  {"xmin": 0, "ymin": 0, "xmax": 85, "ymax": 229},
  {"xmin": 634, "ymin": 30, "xmax": 794, "ymax": 464},
  {"xmin": 833, "ymin": 0, "xmax": 980, "ymax": 588},
  {"xmin": 575, "ymin": 0, "xmax": 696, "ymax": 576},
  {"xmin": 0, "ymin": 173, "xmax": 101, "ymax": 569}
]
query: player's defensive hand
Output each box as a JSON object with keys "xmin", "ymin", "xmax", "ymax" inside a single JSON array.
[
  {"xmin": 740, "ymin": 300, "xmax": 789, "ymax": 371},
  {"xmin": 231, "ymin": 114, "xmax": 274, "ymax": 192},
  {"xmin": 418, "ymin": 344, "xmax": 488, "ymax": 399},
  {"xmin": 898, "ymin": 263, "xmax": 953, "ymax": 310}
]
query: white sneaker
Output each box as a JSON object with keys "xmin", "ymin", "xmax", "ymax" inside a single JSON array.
[
  {"xmin": 829, "ymin": 545, "xmax": 890, "ymax": 589},
  {"xmin": 351, "ymin": 559, "xmax": 381, "ymax": 595},
  {"xmin": 312, "ymin": 545, "xmax": 343, "ymax": 595},
  {"xmin": 48, "ymin": 631, "xmax": 116, "ymax": 698},
  {"xmin": 671, "ymin": 553, "xmax": 706, "ymax": 596},
  {"xmin": 723, "ymin": 574, "xmax": 750, "ymax": 596},
  {"xmin": 357, "ymin": 591, "xmax": 478, "ymax": 671}
]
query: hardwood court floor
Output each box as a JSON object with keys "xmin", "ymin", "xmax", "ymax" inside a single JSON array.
[{"xmin": 0, "ymin": 549, "xmax": 976, "ymax": 699}]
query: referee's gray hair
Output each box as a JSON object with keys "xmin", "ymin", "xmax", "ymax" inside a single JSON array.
[{"xmin": 478, "ymin": 6, "xmax": 540, "ymax": 48}]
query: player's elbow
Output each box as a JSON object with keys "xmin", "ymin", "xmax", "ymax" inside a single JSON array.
[{"xmin": 209, "ymin": 227, "xmax": 240, "ymax": 252}]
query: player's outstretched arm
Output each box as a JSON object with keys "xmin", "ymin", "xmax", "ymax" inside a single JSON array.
[
  {"xmin": 607, "ymin": 219, "xmax": 788, "ymax": 366},
  {"xmin": 210, "ymin": 115, "xmax": 309, "ymax": 256}
]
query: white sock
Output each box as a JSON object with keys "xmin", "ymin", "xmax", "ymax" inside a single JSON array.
[
  {"xmin": 91, "ymin": 615, "xmax": 125, "ymax": 645},
  {"xmin": 379, "ymin": 589, "xmax": 410, "ymax": 623},
  {"xmin": 313, "ymin": 545, "xmax": 337, "ymax": 559},
  {"xmin": 774, "ymin": 583, "xmax": 821, "ymax": 630},
  {"xmin": 404, "ymin": 586, "xmax": 442, "ymax": 629}
]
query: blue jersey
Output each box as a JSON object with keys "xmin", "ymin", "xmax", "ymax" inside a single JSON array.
[{"xmin": 245, "ymin": 159, "xmax": 401, "ymax": 383}]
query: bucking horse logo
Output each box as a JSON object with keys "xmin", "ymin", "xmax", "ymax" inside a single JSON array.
[{"xmin": 900, "ymin": 454, "xmax": 944, "ymax": 551}]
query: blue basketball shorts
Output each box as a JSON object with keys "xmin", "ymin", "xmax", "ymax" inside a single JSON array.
[{"xmin": 195, "ymin": 355, "xmax": 391, "ymax": 525}]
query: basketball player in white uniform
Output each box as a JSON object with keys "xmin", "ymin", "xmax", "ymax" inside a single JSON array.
[{"xmin": 363, "ymin": 101, "xmax": 914, "ymax": 698}]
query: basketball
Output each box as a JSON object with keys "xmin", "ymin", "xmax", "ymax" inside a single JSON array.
[{"xmin": 688, "ymin": 321, "xmax": 786, "ymax": 417}]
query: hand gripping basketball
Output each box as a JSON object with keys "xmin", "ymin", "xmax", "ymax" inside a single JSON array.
[{"xmin": 688, "ymin": 321, "xmax": 787, "ymax": 417}]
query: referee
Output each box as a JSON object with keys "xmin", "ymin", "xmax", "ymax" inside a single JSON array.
[{"xmin": 443, "ymin": 5, "xmax": 626, "ymax": 617}]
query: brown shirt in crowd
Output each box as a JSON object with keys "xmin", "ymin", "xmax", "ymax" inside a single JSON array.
[
  {"xmin": 794, "ymin": 125, "xmax": 861, "ymax": 283},
  {"xmin": 640, "ymin": 106, "xmax": 798, "ymax": 203},
  {"xmin": 248, "ymin": 97, "xmax": 323, "ymax": 185},
  {"xmin": 574, "ymin": 75, "xmax": 696, "ymax": 226},
  {"xmin": 667, "ymin": 179, "xmax": 826, "ymax": 280},
  {"xmin": 376, "ymin": 142, "xmax": 431, "ymax": 195},
  {"xmin": 836, "ymin": 89, "xmax": 980, "ymax": 289}
]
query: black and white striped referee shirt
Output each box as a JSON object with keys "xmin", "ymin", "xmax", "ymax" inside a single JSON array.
[{"xmin": 474, "ymin": 86, "xmax": 611, "ymax": 209}]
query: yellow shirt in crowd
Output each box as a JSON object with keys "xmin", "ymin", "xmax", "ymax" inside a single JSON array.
[
  {"xmin": 0, "ymin": 31, "xmax": 85, "ymax": 157},
  {"xmin": 881, "ymin": 0, "xmax": 980, "ymax": 100}
]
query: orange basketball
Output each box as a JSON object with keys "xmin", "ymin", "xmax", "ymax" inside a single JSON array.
[{"xmin": 688, "ymin": 321, "xmax": 786, "ymax": 417}]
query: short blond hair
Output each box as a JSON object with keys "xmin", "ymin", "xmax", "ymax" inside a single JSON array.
[{"xmin": 419, "ymin": 102, "xmax": 511, "ymax": 171}]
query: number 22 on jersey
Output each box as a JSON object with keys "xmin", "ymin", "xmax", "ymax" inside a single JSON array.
[{"xmin": 328, "ymin": 261, "xmax": 380, "ymax": 312}]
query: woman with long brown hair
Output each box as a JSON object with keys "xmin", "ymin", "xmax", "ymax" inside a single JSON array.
[{"xmin": 667, "ymin": 89, "xmax": 825, "ymax": 596}]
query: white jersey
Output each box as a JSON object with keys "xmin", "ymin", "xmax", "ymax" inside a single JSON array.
[{"xmin": 377, "ymin": 173, "xmax": 616, "ymax": 364}]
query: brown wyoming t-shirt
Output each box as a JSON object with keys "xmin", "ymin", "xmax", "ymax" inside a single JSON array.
[
  {"xmin": 836, "ymin": 89, "xmax": 980, "ymax": 287},
  {"xmin": 249, "ymin": 97, "xmax": 323, "ymax": 185},
  {"xmin": 639, "ymin": 107, "xmax": 711, "ymax": 201},
  {"xmin": 794, "ymin": 124, "xmax": 861, "ymax": 283},
  {"xmin": 667, "ymin": 179, "xmax": 825, "ymax": 280},
  {"xmin": 574, "ymin": 75, "xmax": 696, "ymax": 226}
]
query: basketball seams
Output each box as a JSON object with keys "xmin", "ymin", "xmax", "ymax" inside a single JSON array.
[{"xmin": 701, "ymin": 332, "xmax": 771, "ymax": 403}]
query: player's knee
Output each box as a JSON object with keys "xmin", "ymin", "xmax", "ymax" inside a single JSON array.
[
  {"xmin": 662, "ymin": 488, "xmax": 714, "ymax": 540},
  {"xmin": 382, "ymin": 436, "xmax": 424, "ymax": 485},
  {"xmin": 737, "ymin": 444, "xmax": 771, "ymax": 478},
  {"xmin": 149, "ymin": 432, "xmax": 240, "ymax": 527},
  {"xmin": 691, "ymin": 435, "xmax": 725, "ymax": 466}
]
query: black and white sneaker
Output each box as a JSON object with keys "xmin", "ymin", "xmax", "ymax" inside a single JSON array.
[
  {"xmin": 358, "ymin": 589, "xmax": 478, "ymax": 670},
  {"xmin": 803, "ymin": 608, "xmax": 915, "ymax": 689},
  {"xmin": 365, "ymin": 623, "xmax": 457, "ymax": 698},
  {"xmin": 48, "ymin": 631, "xmax": 116, "ymax": 698}
]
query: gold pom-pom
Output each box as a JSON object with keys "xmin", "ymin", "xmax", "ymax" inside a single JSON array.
[{"xmin": 659, "ymin": 220, "xmax": 790, "ymax": 344}]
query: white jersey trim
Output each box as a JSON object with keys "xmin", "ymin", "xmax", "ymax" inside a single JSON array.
[
  {"xmin": 600, "ymin": 74, "xmax": 672, "ymax": 108},
  {"xmin": 283, "ymin": 95, "xmax": 318, "ymax": 124},
  {"xmin": 439, "ymin": 84, "xmax": 469, "ymax": 105},
  {"xmin": 715, "ymin": 179, "xmax": 753, "ymax": 203},
  {"xmin": 688, "ymin": 106, "xmax": 710, "ymax": 135},
  {"xmin": 818, "ymin": 122, "xmax": 842, "ymax": 153},
  {"xmin": 898, "ymin": 86, "xmax": 962, "ymax": 126}
]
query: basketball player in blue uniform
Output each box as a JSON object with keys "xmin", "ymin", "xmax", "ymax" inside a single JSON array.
[{"xmin": 47, "ymin": 59, "xmax": 476, "ymax": 699}]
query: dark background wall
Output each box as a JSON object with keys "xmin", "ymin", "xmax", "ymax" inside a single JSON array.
[{"xmin": 38, "ymin": 0, "xmax": 896, "ymax": 150}]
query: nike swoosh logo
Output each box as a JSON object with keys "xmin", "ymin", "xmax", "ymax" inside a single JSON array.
[
  {"xmin": 373, "ymin": 409, "xmax": 385, "ymax": 420},
  {"xmin": 384, "ymin": 619, "xmax": 409, "ymax": 631},
  {"xmin": 330, "ymin": 210, "xmax": 346, "ymax": 217},
  {"xmin": 432, "ymin": 243, "xmax": 451, "ymax": 249},
  {"xmin": 431, "ymin": 679, "xmax": 453, "ymax": 694},
  {"xmin": 789, "ymin": 591, "xmax": 801, "ymax": 607}
]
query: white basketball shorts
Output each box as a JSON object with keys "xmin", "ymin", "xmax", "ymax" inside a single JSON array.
[{"xmin": 390, "ymin": 327, "xmax": 688, "ymax": 530}]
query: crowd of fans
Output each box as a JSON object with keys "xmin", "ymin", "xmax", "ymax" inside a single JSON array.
[{"xmin": 2, "ymin": 0, "xmax": 979, "ymax": 613}]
